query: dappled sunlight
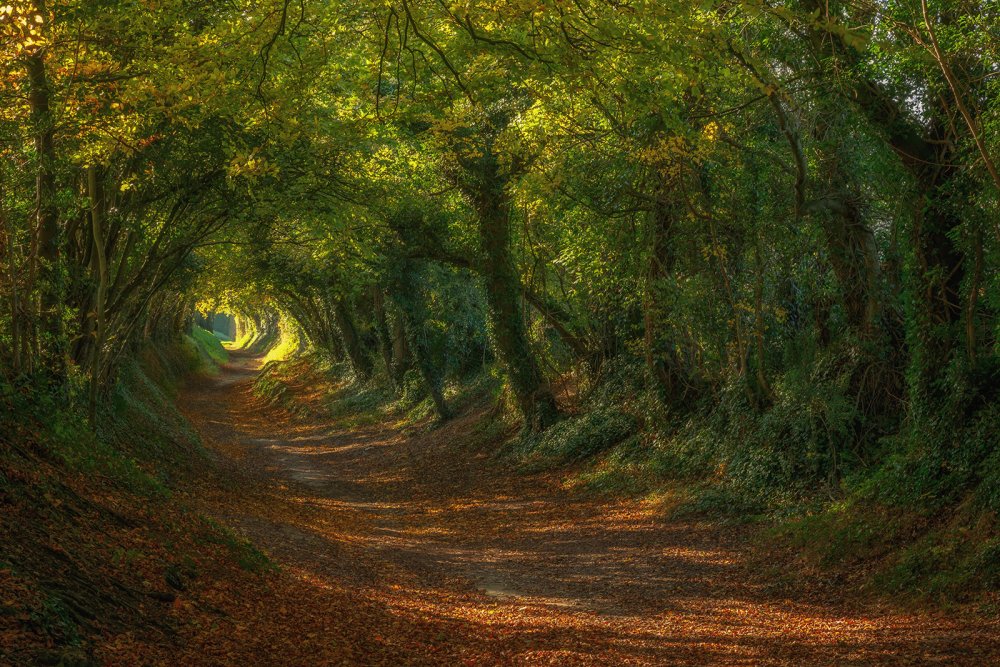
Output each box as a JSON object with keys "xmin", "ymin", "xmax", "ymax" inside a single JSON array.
[{"xmin": 171, "ymin": 355, "xmax": 1000, "ymax": 665}]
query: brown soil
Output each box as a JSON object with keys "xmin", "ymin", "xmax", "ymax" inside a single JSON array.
[{"xmin": 165, "ymin": 351, "xmax": 1000, "ymax": 666}]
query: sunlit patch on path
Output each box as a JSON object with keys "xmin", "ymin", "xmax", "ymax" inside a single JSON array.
[{"xmin": 175, "ymin": 352, "xmax": 1000, "ymax": 665}]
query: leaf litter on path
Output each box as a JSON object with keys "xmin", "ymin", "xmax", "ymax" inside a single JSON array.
[{"xmin": 144, "ymin": 352, "xmax": 1000, "ymax": 666}]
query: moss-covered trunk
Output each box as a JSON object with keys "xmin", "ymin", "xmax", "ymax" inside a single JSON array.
[
  {"xmin": 389, "ymin": 262, "xmax": 451, "ymax": 421},
  {"xmin": 467, "ymin": 153, "xmax": 559, "ymax": 432},
  {"xmin": 332, "ymin": 298, "xmax": 372, "ymax": 380}
]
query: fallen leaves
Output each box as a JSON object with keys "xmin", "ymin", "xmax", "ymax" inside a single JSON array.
[
  {"xmin": 161, "ymin": 354, "xmax": 1000, "ymax": 665},
  {"xmin": 6, "ymin": 352, "xmax": 1000, "ymax": 666}
]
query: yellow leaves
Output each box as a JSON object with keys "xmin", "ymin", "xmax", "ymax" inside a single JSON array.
[
  {"xmin": 0, "ymin": 1, "xmax": 48, "ymax": 54},
  {"xmin": 701, "ymin": 121, "xmax": 720, "ymax": 143},
  {"xmin": 0, "ymin": 4, "xmax": 40, "ymax": 26},
  {"xmin": 430, "ymin": 117, "xmax": 462, "ymax": 134},
  {"xmin": 701, "ymin": 243, "xmax": 727, "ymax": 263},
  {"xmin": 228, "ymin": 150, "xmax": 279, "ymax": 182},
  {"xmin": 639, "ymin": 123, "xmax": 726, "ymax": 183},
  {"xmin": 640, "ymin": 135, "xmax": 688, "ymax": 163},
  {"xmin": 63, "ymin": 61, "xmax": 108, "ymax": 78},
  {"xmin": 638, "ymin": 134, "xmax": 691, "ymax": 182}
]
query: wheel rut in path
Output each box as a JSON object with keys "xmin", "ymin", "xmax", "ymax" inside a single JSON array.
[{"xmin": 178, "ymin": 352, "xmax": 1000, "ymax": 666}]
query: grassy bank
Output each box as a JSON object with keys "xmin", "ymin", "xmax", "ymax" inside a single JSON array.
[{"xmin": 0, "ymin": 333, "xmax": 267, "ymax": 665}]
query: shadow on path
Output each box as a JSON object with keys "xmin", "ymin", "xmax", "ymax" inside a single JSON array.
[{"xmin": 177, "ymin": 351, "xmax": 1000, "ymax": 666}]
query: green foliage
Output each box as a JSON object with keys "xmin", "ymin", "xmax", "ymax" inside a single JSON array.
[
  {"xmin": 560, "ymin": 344, "xmax": 868, "ymax": 510},
  {"xmin": 8, "ymin": 338, "xmax": 216, "ymax": 500},
  {"xmin": 856, "ymin": 400, "xmax": 1000, "ymax": 515},
  {"xmin": 327, "ymin": 383, "xmax": 395, "ymax": 426},
  {"xmin": 261, "ymin": 316, "xmax": 305, "ymax": 365},
  {"xmin": 397, "ymin": 369, "xmax": 429, "ymax": 408},
  {"xmin": 6, "ymin": 382, "xmax": 166, "ymax": 499},
  {"xmin": 188, "ymin": 326, "xmax": 229, "ymax": 370},
  {"xmin": 566, "ymin": 436, "xmax": 654, "ymax": 496},
  {"xmin": 765, "ymin": 503, "xmax": 1000, "ymax": 601},
  {"xmin": 508, "ymin": 408, "xmax": 636, "ymax": 470},
  {"xmin": 771, "ymin": 504, "xmax": 906, "ymax": 569},
  {"xmin": 98, "ymin": 360, "xmax": 203, "ymax": 480}
]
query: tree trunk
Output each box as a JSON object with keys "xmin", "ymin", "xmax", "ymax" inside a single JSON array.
[
  {"xmin": 88, "ymin": 166, "xmax": 108, "ymax": 421},
  {"xmin": 390, "ymin": 308, "xmax": 411, "ymax": 387},
  {"xmin": 644, "ymin": 191, "xmax": 695, "ymax": 406},
  {"xmin": 332, "ymin": 298, "xmax": 372, "ymax": 380},
  {"xmin": 810, "ymin": 162, "xmax": 883, "ymax": 339},
  {"xmin": 467, "ymin": 154, "xmax": 559, "ymax": 432},
  {"xmin": 371, "ymin": 288, "xmax": 398, "ymax": 391},
  {"xmin": 389, "ymin": 262, "xmax": 451, "ymax": 421},
  {"xmin": 809, "ymin": 0, "xmax": 967, "ymax": 410},
  {"xmin": 25, "ymin": 34, "xmax": 62, "ymax": 378}
]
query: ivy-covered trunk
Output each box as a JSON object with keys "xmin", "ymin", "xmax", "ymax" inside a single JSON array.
[
  {"xmin": 907, "ymin": 152, "xmax": 966, "ymax": 408},
  {"xmin": 389, "ymin": 262, "xmax": 450, "ymax": 421},
  {"xmin": 390, "ymin": 312, "xmax": 411, "ymax": 388},
  {"xmin": 332, "ymin": 298, "xmax": 372, "ymax": 380},
  {"xmin": 466, "ymin": 153, "xmax": 559, "ymax": 432},
  {"xmin": 807, "ymin": 5, "xmax": 970, "ymax": 421},
  {"xmin": 643, "ymin": 192, "xmax": 696, "ymax": 406},
  {"xmin": 844, "ymin": 92, "xmax": 965, "ymax": 414},
  {"xmin": 812, "ymin": 148, "xmax": 883, "ymax": 340}
]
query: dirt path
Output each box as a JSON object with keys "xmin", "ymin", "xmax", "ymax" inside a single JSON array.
[{"xmin": 176, "ymin": 353, "xmax": 1000, "ymax": 666}]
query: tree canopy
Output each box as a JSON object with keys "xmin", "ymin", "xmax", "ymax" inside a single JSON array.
[{"xmin": 2, "ymin": 0, "xmax": 1000, "ymax": 500}]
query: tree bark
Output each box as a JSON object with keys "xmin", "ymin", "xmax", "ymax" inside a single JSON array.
[
  {"xmin": 466, "ymin": 153, "xmax": 559, "ymax": 431},
  {"xmin": 332, "ymin": 298, "xmax": 372, "ymax": 380},
  {"xmin": 390, "ymin": 308, "xmax": 411, "ymax": 386},
  {"xmin": 25, "ymin": 30, "xmax": 62, "ymax": 377},
  {"xmin": 371, "ymin": 288, "xmax": 398, "ymax": 391},
  {"xmin": 389, "ymin": 262, "xmax": 451, "ymax": 421},
  {"xmin": 88, "ymin": 166, "xmax": 108, "ymax": 421},
  {"xmin": 644, "ymin": 190, "xmax": 697, "ymax": 406}
]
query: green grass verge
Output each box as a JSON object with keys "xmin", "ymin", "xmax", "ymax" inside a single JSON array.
[{"xmin": 188, "ymin": 326, "xmax": 229, "ymax": 368}]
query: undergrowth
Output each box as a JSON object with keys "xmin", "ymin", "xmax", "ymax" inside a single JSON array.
[
  {"xmin": 505, "ymin": 407, "xmax": 636, "ymax": 471},
  {"xmin": 252, "ymin": 350, "xmax": 500, "ymax": 430},
  {"xmin": 506, "ymin": 348, "xmax": 1000, "ymax": 603},
  {"xmin": 188, "ymin": 325, "xmax": 229, "ymax": 370},
  {"xmin": 197, "ymin": 516, "xmax": 275, "ymax": 574},
  {"xmin": 262, "ymin": 317, "xmax": 305, "ymax": 364}
]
